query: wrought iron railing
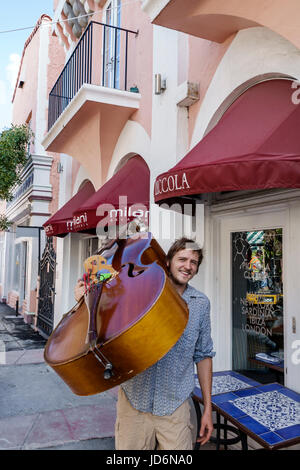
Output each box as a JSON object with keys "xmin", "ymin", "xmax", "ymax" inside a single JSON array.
[{"xmin": 48, "ymin": 21, "xmax": 138, "ymax": 130}]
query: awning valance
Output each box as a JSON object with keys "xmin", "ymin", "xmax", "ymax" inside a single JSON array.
[
  {"xmin": 72, "ymin": 155, "xmax": 150, "ymax": 232},
  {"xmin": 154, "ymin": 79, "xmax": 300, "ymax": 205},
  {"xmin": 43, "ymin": 181, "xmax": 95, "ymax": 237}
]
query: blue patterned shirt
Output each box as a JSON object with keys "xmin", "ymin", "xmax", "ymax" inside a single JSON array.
[{"xmin": 121, "ymin": 284, "xmax": 215, "ymax": 416}]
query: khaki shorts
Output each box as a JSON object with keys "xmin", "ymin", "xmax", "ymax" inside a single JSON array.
[{"xmin": 115, "ymin": 387, "xmax": 197, "ymax": 450}]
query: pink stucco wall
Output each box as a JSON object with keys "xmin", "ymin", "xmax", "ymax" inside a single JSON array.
[
  {"xmin": 153, "ymin": 0, "xmax": 300, "ymax": 49},
  {"xmin": 12, "ymin": 22, "xmax": 42, "ymax": 134},
  {"xmin": 187, "ymin": 34, "xmax": 235, "ymax": 147},
  {"xmin": 151, "ymin": 0, "xmax": 300, "ymax": 146},
  {"xmin": 50, "ymin": 1, "xmax": 153, "ymax": 188},
  {"xmin": 122, "ymin": 1, "xmax": 153, "ymax": 140},
  {"xmin": 47, "ymin": 23, "xmax": 66, "ymax": 222},
  {"xmin": 12, "ymin": 15, "xmax": 65, "ymax": 145}
]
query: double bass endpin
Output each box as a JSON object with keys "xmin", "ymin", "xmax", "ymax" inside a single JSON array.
[
  {"xmin": 92, "ymin": 345, "xmax": 114, "ymax": 380},
  {"xmin": 103, "ymin": 363, "xmax": 113, "ymax": 380}
]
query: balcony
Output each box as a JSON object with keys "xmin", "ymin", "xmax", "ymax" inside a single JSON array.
[
  {"xmin": 5, "ymin": 154, "xmax": 53, "ymax": 224},
  {"xmin": 48, "ymin": 20, "xmax": 139, "ymax": 129},
  {"xmin": 43, "ymin": 21, "xmax": 141, "ymax": 186}
]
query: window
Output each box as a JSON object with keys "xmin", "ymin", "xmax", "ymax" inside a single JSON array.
[
  {"xmin": 103, "ymin": 0, "xmax": 121, "ymax": 89},
  {"xmin": 232, "ymin": 229, "xmax": 284, "ymax": 384}
]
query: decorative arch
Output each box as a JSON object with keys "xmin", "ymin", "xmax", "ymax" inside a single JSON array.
[
  {"xmin": 73, "ymin": 165, "xmax": 96, "ymax": 195},
  {"xmin": 107, "ymin": 120, "xmax": 151, "ymax": 180},
  {"xmin": 77, "ymin": 178, "xmax": 95, "ymax": 192},
  {"xmin": 191, "ymin": 27, "xmax": 300, "ymax": 148}
]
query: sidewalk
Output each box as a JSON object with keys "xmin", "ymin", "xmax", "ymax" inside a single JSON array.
[
  {"xmin": 4, "ymin": 303, "xmax": 295, "ymax": 452},
  {"xmin": 0, "ymin": 303, "xmax": 117, "ymax": 450},
  {"xmin": 0, "ymin": 304, "xmax": 226, "ymax": 452}
]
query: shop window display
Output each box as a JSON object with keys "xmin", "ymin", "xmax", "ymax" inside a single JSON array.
[{"xmin": 232, "ymin": 229, "xmax": 284, "ymax": 384}]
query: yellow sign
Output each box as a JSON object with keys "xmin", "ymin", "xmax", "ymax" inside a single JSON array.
[{"xmin": 246, "ymin": 293, "xmax": 280, "ymax": 305}]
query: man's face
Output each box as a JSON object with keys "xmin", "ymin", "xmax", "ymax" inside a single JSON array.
[{"xmin": 168, "ymin": 249, "xmax": 199, "ymax": 287}]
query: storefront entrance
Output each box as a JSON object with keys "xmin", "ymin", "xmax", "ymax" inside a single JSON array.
[
  {"xmin": 232, "ymin": 228, "xmax": 284, "ymax": 384},
  {"xmin": 214, "ymin": 205, "xmax": 293, "ymax": 387}
]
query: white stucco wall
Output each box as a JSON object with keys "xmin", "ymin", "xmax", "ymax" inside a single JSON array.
[{"xmin": 108, "ymin": 119, "xmax": 151, "ymax": 178}]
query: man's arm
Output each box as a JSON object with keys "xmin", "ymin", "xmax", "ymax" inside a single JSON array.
[{"xmin": 196, "ymin": 357, "xmax": 213, "ymax": 446}]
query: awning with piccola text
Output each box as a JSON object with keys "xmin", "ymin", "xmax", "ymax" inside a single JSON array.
[{"xmin": 154, "ymin": 79, "xmax": 300, "ymax": 205}]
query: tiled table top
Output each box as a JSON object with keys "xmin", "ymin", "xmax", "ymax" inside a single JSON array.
[
  {"xmin": 193, "ymin": 371, "xmax": 300, "ymax": 450},
  {"xmin": 194, "ymin": 370, "xmax": 260, "ymax": 397}
]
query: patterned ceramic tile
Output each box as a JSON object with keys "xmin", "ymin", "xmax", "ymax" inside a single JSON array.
[
  {"xmin": 231, "ymin": 390, "xmax": 300, "ymax": 432},
  {"xmin": 195, "ymin": 374, "xmax": 254, "ymax": 396}
]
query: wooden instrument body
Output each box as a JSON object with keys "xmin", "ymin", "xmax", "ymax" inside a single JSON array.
[{"xmin": 44, "ymin": 233, "xmax": 188, "ymax": 395}]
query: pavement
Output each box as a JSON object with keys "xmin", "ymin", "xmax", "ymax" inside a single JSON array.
[
  {"xmin": 0, "ymin": 303, "xmax": 116, "ymax": 451},
  {"xmin": 4, "ymin": 303, "xmax": 294, "ymax": 453},
  {"xmin": 0, "ymin": 302, "xmax": 235, "ymax": 453},
  {"xmin": 0, "ymin": 303, "xmax": 216, "ymax": 452}
]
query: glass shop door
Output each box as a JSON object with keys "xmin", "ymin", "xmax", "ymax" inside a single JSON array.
[{"xmin": 232, "ymin": 228, "xmax": 284, "ymax": 384}]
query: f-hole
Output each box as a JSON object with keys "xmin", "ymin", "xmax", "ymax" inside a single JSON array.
[{"xmin": 122, "ymin": 263, "xmax": 145, "ymax": 277}]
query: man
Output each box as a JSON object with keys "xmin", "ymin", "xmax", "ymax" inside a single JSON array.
[{"xmin": 75, "ymin": 236, "xmax": 215, "ymax": 450}]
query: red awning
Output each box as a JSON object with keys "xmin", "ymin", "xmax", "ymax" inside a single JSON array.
[
  {"xmin": 72, "ymin": 155, "xmax": 150, "ymax": 232},
  {"xmin": 43, "ymin": 181, "xmax": 95, "ymax": 237},
  {"xmin": 154, "ymin": 79, "xmax": 300, "ymax": 204}
]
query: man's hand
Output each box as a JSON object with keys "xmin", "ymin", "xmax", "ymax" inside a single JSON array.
[
  {"xmin": 196, "ymin": 357, "xmax": 213, "ymax": 446},
  {"xmin": 197, "ymin": 407, "xmax": 214, "ymax": 446},
  {"xmin": 74, "ymin": 280, "xmax": 85, "ymax": 302}
]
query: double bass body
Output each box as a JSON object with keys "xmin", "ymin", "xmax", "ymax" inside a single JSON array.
[{"xmin": 44, "ymin": 233, "xmax": 189, "ymax": 396}]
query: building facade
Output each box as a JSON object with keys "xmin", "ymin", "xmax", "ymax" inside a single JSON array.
[
  {"xmin": 142, "ymin": 0, "xmax": 300, "ymax": 394},
  {"xmin": 14, "ymin": 0, "xmax": 299, "ymax": 395},
  {"xmin": 0, "ymin": 14, "xmax": 65, "ymax": 326}
]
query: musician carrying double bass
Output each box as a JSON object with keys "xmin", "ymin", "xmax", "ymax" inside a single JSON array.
[{"xmin": 75, "ymin": 236, "xmax": 215, "ymax": 450}]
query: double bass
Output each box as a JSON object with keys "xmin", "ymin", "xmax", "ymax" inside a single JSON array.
[{"xmin": 44, "ymin": 233, "xmax": 188, "ymax": 395}]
